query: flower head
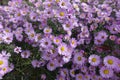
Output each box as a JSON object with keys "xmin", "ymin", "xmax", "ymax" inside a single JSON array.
[
  {"xmin": 88, "ymin": 54, "xmax": 101, "ymax": 66},
  {"xmin": 100, "ymin": 66, "xmax": 113, "ymax": 78}
]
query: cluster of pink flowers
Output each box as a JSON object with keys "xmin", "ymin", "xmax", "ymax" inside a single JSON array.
[
  {"xmin": 0, "ymin": 0, "xmax": 120, "ymax": 79},
  {"xmin": 0, "ymin": 51, "xmax": 14, "ymax": 79}
]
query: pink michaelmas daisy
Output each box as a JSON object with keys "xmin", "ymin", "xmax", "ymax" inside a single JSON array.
[
  {"xmin": 73, "ymin": 53, "xmax": 86, "ymax": 65},
  {"xmin": 70, "ymin": 69, "xmax": 75, "ymax": 77},
  {"xmin": 31, "ymin": 60, "xmax": 40, "ymax": 68},
  {"xmin": 47, "ymin": 61, "xmax": 57, "ymax": 71},
  {"xmin": 103, "ymin": 56, "xmax": 118, "ymax": 69},
  {"xmin": 43, "ymin": 27, "xmax": 52, "ymax": 34},
  {"xmin": 100, "ymin": 66, "xmax": 113, "ymax": 78},
  {"xmin": 53, "ymin": 37, "xmax": 62, "ymax": 45},
  {"xmin": 69, "ymin": 38, "xmax": 77, "ymax": 48},
  {"xmin": 0, "ymin": 51, "xmax": 11, "ymax": 60},
  {"xmin": 0, "ymin": 58, "xmax": 8, "ymax": 68},
  {"xmin": 58, "ymin": 43, "xmax": 68, "ymax": 55},
  {"xmin": 88, "ymin": 54, "xmax": 101, "ymax": 66},
  {"xmin": 40, "ymin": 38, "xmax": 52, "ymax": 48},
  {"xmin": 21, "ymin": 50, "xmax": 31, "ymax": 58},
  {"xmin": 0, "ymin": 66, "xmax": 9, "ymax": 75},
  {"xmin": 3, "ymin": 33, "xmax": 13, "ymax": 44},
  {"xmin": 62, "ymin": 54, "xmax": 71, "ymax": 63},
  {"xmin": 14, "ymin": 46, "xmax": 22, "ymax": 54},
  {"xmin": 75, "ymin": 73, "xmax": 84, "ymax": 80}
]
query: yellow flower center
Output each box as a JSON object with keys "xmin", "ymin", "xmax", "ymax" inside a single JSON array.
[
  {"xmin": 3, "ymin": 68, "xmax": 7, "ymax": 71},
  {"xmin": 78, "ymin": 75, "xmax": 82, "ymax": 79},
  {"xmin": 47, "ymin": 4, "xmax": 51, "ymax": 7},
  {"xmin": 0, "ymin": 60, "xmax": 3, "ymax": 65},
  {"xmin": 77, "ymin": 56, "xmax": 81, "ymax": 61},
  {"xmin": 5, "ymin": 29, "xmax": 9, "ymax": 32},
  {"xmin": 49, "ymin": 0, "xmax": 52, "ymax": 2},
  {"xmin": 72, "ymin": 41, "xmax": 75, "ymax": 44},
  {"xmin": 61, "ymin": 2, "xmax": 65, "ymax": 6},
  {"xmin": 61, "ymin": 46, "xmax": 65, "ymax": 51},
  {"xmin": 107, "ymin": 59, "xmax": 113, "ymax": 65},
  {"xmin": 66, "ymin": 24, "xmax": 70, "ymax": 27},
  {"xmin": 92, "ymin": 58, "xmax": 97, "ymax": 62},
  {"xmin": 71, "ymin": 71, "xmax": 75, "ymax": 74},
  {"xmin": 56, "ymin": 39, "xmax": 59, "ymax": 43},
  {"xmin": 103, "ymin": 69, "xmax": 109, "ymax": 74},
  {"xmin": 30, "ymin": 33, "xmax": 34, "ymax": 37},
  {"xmin": 17, "ymin": 13, "xmax": 21, "ymax": 16},
  {"xmin": 50, "ymin": 63, "xmax": 54, "ymax": 67},
  {"xmin": 56, "ymin": 0, "xmax": 60, "ymax": 3},
  {"xmin": 60, "ymin": 12, "xmax": 65, "ymax": 16},
  {"xmin": 46, "ymin": 29, "xmax": 50, "ymax": 32}
]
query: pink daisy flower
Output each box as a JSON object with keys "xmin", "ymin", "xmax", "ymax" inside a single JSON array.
[
  {"xmin": 73, "ymin": 53, "xmax": 86, "ymax": 65},
  {"xmin": 43, "ymin": 27, "xmax": 52, "ymax": 34},
  {"xmin": 0, "ymin": 58, "xmax": 8, "ymax": 68},
  {"xmin": 69, "ymin": 38, "xmax": 77, "ymax": 48},
  {"xmin": 47, "ymin": 61, "xmax": 57, "ymax": 71},
  {"xmin": 21, "ymin": 50, "xmax": 31, "ymax": 58},
  {"xmin": 100, "ymin": 66, "xmax": 113, "ymax": 78},
  {"xmin": 88, "ymin": 54, "xmax": 101, "ymax": 66},
  {"xmin": 58, "ymin": 43, "xmax": 68, "ymax": 55},
  {"xmin": 75, "ymin": 73, "xmax": 84, "ymax": 80},
  {"xmin": 14, "ymin": 46, "xmax": 22, "ymax": 54},
  {"xmin": 103, "ymin": 56, "xmax": 118, "ymax": 69},
  {"xmin": 3, "ymin": 33, "xmax": 13, "ymax": 44}
]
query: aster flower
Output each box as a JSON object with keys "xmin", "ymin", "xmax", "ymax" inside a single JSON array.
[
  {"xmin": 73, "ymin": 53, "xmax": 86, "ymax": 65},
  {"xmin": 47, "ymin": 60, "xmax": 57, "ymax": 71},
  {"xmin": 40, "ymin": 38, "xmax": 52, "ymax": 48},
  {"xmin": 84, "ymin": 74, "xmax": 91, "ymax": 80},
  {"xmin": 62, "ymin": 21, "xmax": 73, "ymax": 31},
  {"xmin": 73, "ymin": 3, "xmax": 80, "ymax": 11},
  {"xmin": 31, "ymin": 60, "xmax": 40, "ymax": 68},
  {"xmin": 21, "ymin": 50, "xmax": 31, "ymax": 58},
  {"xmin": 62, "ymin": 54, "xmax": 71, "ymax": 63},
  {"xmin": 59, "ymin": 0, "xmax": 71, "ymax": 9},
  {"xmin": 0, "ymin": 58, "xmax": 8, "ymax": 68},
  {"xmin": 75, "ymin": 73, "xmax": 84, "ymax": 80},
  {"xmin": 116, "ymin": 37, "xmax": 120, "ymax": 44},
  {"xmin": 81, "ymin": 2, "xmax": 91, "ymax": 12},
  {"xmin": 0, "ymin": 51, "xmax": 11, "ymax": 60},
  {"xmin": 53, "ymin": 37, "xmax": 62, "ymax": 45},
  {"xmin": 103, "ymin": 56, "xmax": 118, "ymax": 69},
  {"xmin": 70, "ymin": 69, "xmax": 75, "ymax": 77},
  {"xmin": 58, "ymin": 43, "xmax": 68, "ymax": 56},
  {"xmin": 98, "ymin": 31, "xmax": 108, "ymax": 41},
  {"xmin": 41, "ymin": 74, "xmax": 46, "ymax": 80},
  {"xmin": 80, "ymin": 66, "xmax": 88, "ymax": 73},
  {"xmin": 55, "ymin": 9, "xmax": 67, "ymax": 19},
  {"xmin": 3, "ymin": 28, "xmax": 11, "ymax": 34},
  {"xmin": 88, "ymin": 54, "xmax": 101, "ymax": 66},
  {"xmin": 0, "ymin": 66, "xmax": 9, "ymax": 75},
  {"xmin": 94, "ymin": 36, "xmax": 104, "ymax": 45},
  {"xmin": 56, "ymin": 75, "xmax": 65, "ymax": 80},
  {"xmin": 15, "ymin": 34, "xmax": 23, "ymax": 42},
  {"xmin": 43, "ymin": 27, "xmax": 52, "ymax": 34},
  {"xmin": 43, "ymin": 2, "xmax": 53, "ymax": 9},
  {"xmin": 41, "ymin": 51, "xmax": 52, "ymax": 61},
  {"xmin": 100, "ymin": 66, "xmax": 113, "ymax": 78},
  {"xmin": 59, "ymin": 68, "xmax": 69, "ymax": 77},
  {"xmin": 3, "ymin": 33, "xmax": 13, "ymax": 44},
  {"xmin": 69, "ymin": 38, "xmax": 77, "ymax": 48},
  {"xmin": 109, "ymin": 35, "xmax": 117, "ymax": 41},
  {"xmin": 28, "ymin": 31, "xmax": 36, "ymax": 40},
  {"xmin": 29, "ymin": 12, "xmax": 37, "ymax": 21},
  {"xmin": 14, "ymin": 46, "xmax": 22, "ymax": 54}
]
